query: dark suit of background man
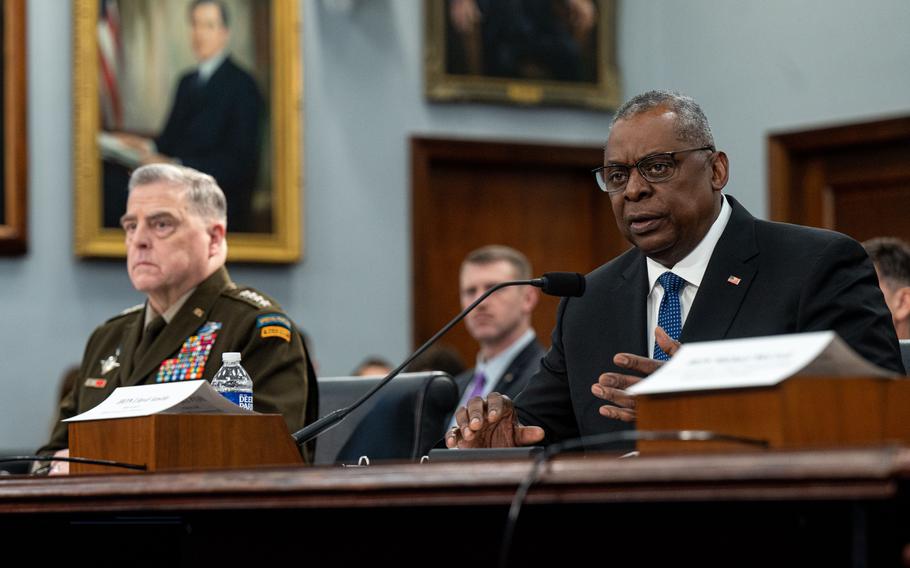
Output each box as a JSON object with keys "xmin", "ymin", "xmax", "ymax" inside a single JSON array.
[
  {"xmin": 447, "ymin": 245, "xmax": 544, "ymax": 426},
  {"xmin": 109, "ymin": 0, "xmax": 263, "ymax": 232},
  {"xmin": 446, "ymin": 90, "xmax": 904, "ymax": 450},
  {"xmin": 41, "ymin": 164, "xmax": 315, "ymax": 473}
]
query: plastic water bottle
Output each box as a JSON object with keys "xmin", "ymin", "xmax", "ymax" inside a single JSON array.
[{"xmin": 211, "ymin": 352, "xmax": 254, "ymax": 410}]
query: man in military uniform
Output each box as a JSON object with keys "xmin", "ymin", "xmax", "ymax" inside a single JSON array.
[{"xmin": 41, "ymin": 164, "xmax": 314, "ymax": 470}]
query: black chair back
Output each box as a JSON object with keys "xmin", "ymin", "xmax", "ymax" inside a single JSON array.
[
  {"xmin": 314, "ymin": 371, "xmax": 458, "ymax": 465},
  {"xmin": 899, "ymin": 340, "xmax": 910, "ymax": 375}
]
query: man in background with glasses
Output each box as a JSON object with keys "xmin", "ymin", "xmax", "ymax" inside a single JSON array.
[{"xmin": 447, "ymin": 90, "xmax": 902, "ymax": 450}]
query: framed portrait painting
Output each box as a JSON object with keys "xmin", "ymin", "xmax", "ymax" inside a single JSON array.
[
  {"xmin": 1, "ymin": 0, "xmax": 28, "ymax": 255},
  {"xmin": 73, "ymin": 0, "xmax": 302, "ymax": 262},
  {"xmin": 424, "ymin": 0, "xmax": 620, "ymax": 110}
]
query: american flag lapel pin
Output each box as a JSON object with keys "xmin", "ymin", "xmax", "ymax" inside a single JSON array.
[{"xmin": 727, "ymin": 275, "xmax": 742, "ymax": 286}]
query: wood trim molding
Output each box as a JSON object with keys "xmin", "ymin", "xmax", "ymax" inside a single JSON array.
[{"xmin": 768, "ymin": 115, "xmax": 910, "ymax": 224}]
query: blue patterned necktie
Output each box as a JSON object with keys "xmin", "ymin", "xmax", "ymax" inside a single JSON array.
[{"xmin": 654, "ymin": 272, "xmax": 686, "ymax": 361}]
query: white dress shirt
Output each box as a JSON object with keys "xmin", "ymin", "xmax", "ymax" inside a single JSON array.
[
  {"xmin": 645, "ymin": 195, "xmax": 732, "ymax": 357},
  {"xmin": 143, "ymin": 287, "xmax": 196, "ymax": 327},
  {"xmin": 197, "ymin": 50, "xmax": 228, "ymax": 84}
]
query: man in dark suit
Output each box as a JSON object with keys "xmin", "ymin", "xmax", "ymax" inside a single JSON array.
[
  {"xmin": 446, "ymin": 246, "xmax": 545, "ymax": 426},
  {"xmin": 446, "ymin": 90, "xmax": 903, "ymax": 449},
  {"xmin": 109, "ymin": 0, "xmax": 263, "ymax": 232}
]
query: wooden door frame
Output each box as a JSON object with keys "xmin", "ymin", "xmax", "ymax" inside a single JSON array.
[
  {"xmin": 410, "ymin": 136, "xmax": 606, "ymax": 349},
  {"xmin": 768, "ymin": 115, "xmax": 910, "ymax": 225}
]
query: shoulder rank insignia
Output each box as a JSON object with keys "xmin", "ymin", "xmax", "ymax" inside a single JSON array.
[
  {"xmin": 155, "ymin": 321, "xmax": 222, "ymax": 383},
  {"xmin": 120, "ymin": 304, "xmax": 144, "ymax": 316},
  {"xmin": 107, "ymin": 303, "xmax": 144, "ymax": 323},
  {"xmin": 257, "ymin": 314, "xmax": 292, "ymax": 342},
  {"xmin": 237, "ymin": 289, "xmax": 272, "ymax": 308},
  {"xmin": 100, "ymin": 347, "xmax": 121, "ymax": 375}
]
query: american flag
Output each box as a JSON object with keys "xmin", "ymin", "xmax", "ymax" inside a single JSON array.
[{"xmin": 97, "ymin": 0, "xmax": 123, "ymax": 130}]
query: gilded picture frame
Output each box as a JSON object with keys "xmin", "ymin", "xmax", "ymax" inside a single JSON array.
[
  {"xmin": 424, "ymin": 0, "xmax": 620, "ymax": 110},
  {"xmin": 73, "ymin": 0, "xmax": 302, "ymax": 262},
  {"xmin": 1, "ymin": 0, "xmax": 28, "ymax": 255}
]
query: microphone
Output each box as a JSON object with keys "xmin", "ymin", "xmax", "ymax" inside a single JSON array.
[
  {"xmin": 291, "ymin": 272, "xmax": 586, "ymax": 447},
  {"xmin": 530, "ymin": 271, "xmax": 586, "ymax": 297}
]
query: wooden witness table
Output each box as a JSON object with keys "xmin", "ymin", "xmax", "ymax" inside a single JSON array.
[{"xmin": 1, "ymin": 446, "xmax": 909, "ymax": 566}]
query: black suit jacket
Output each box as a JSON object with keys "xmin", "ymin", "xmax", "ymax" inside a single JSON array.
[
  {"xmin": 453, "ymin": 339, "xmax": 545, "ymax": 411},
  {"xmin": 156, "ymin": 56, "xmax": 263, "ymax": 231},
  {"xmin": 516, "ymin": 195, "xmax": 904, "ymax": 446}
]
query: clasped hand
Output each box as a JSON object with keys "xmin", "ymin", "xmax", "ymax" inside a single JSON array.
[{"xmin": 445, "ymin": 327, "xmax": 681, "ymax": 448}]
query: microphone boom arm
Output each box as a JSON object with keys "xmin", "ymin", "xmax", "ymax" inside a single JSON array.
[{"xmin": 291, "ymin": 278, "xmax": 541, "ymax": 446}]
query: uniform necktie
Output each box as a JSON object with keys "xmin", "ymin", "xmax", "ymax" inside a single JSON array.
[
  {"xmin": 135, "ymin": 316, "xmax": 166, "ymax": 362},
  {"xmin": 654, "ymin": 271, "xmax": 685, "ymax": 361},
  {"xmin": 466, "ymin": 370, "xmax": 487, "ymax": 400}
]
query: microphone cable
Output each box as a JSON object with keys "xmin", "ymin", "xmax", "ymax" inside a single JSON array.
[
  {"xmin": 498, "ymin": 429, "xmax": 768, "ymax": 568},
  {"xmin": 0, "ymin": 455, "xmax": 147, "ymax": 475}
]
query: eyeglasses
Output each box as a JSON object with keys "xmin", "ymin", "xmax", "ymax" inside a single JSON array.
[{"xmin": 592, "ymin": 145, "xmax": 715, "ymax": 193}]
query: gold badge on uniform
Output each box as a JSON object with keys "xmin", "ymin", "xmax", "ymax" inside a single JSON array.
[{"xmin": 261, "ymin": 326, "xmax": 291, "ymax": 342}]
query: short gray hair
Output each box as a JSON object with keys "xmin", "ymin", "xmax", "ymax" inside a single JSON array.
[
  {"xmin": 128, "ymin": 164, "xmax": 227, "ymax": 224},
  {"xmin": 462, "ymin": 245, "xmax": 532, "ymax": 280},
  {"xmin": 610, "ymin": 90, "xmax": 715, "ymax": 147},
  {"xmin": 864, "ymin": 237, "xmax": 910, "ymax": 288}
]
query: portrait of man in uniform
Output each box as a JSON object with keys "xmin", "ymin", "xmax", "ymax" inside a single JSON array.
[
  {"xmin": 425, "ymin": 0, "xmax": 619, "ymax": 110},
  {"xmin": 445, "ymin": 0, "xmax": 600, "ymax": 83}
]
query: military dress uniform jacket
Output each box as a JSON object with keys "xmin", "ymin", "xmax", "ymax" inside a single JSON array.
[{"xmin": 41, "ymin": 267, "xmax": 313, "ymax": 459}]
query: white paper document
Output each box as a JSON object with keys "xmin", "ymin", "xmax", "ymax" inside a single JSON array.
[
  {"xmin": 626, "ymin": 331, "xmax": 898, "ymax": 396},
  {"xmin": 64, "ymin": 380, "xmax": 256, "ymax": 422}
]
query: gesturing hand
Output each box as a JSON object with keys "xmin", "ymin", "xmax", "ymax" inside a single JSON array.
[{"xmin": 590, "ymin": 327, "xmax": 681, "ymax": 421}]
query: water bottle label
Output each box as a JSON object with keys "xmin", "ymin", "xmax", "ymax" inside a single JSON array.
[{"xmin": 220, "ymin": 391, "xmax": 254, "ymax": 411}]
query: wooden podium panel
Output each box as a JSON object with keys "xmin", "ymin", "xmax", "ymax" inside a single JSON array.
[
  {"xmin": 636, "ymin": 377, "xmax": 910, "ymax": 454},
  {"xmin": 1, "ymin": 447, "xmax": 908, "ymax": 566},
  {"xmin": 69, "ymin": 414, "xmax": 303, "ymax": 474},
  {"xmin": 884, "ymin": 379, "xmax": 910, "ymax": 440}
]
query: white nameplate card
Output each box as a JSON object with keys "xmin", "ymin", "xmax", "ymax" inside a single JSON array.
[
  {"xmin": 627, "ymin": 331, "xmax": 897, "ymax": 396},
  {"xmin": 64, "ymin": 380, "xmax": 255, "ymax": 422}
]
